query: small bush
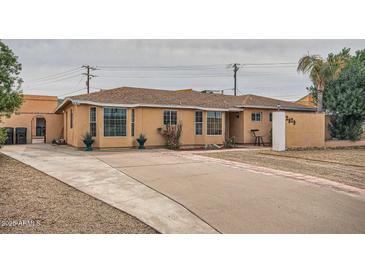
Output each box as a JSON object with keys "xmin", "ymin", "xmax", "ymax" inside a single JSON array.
[
  {"xmin": 329, "ymin": 115, "xmax": 364, "ymax": 141},
  {"xmin": 0, "ymin": 128, "xmax": 7, "ymax": 147},
  {"xmin": 83, "ymin": 132, "xmax": 93, "ymax": 142},
  {"xmin": 223, "ymin": 136, "xmax": 236, "ymax": 148},
  {"xmin": 137, "ymin": 133, "xmax": 147, "ymax": 142},
  {"xmin": 158, "ymin": 122, "xmax": 183, "ymax": 149}
]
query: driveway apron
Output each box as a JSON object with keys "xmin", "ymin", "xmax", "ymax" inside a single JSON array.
[{"xmin": 1, "ymin": 144, "xmax": 217, "ymax": 234}]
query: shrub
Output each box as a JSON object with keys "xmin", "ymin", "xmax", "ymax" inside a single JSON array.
[
  {"xmin": 223, "ymin": 136, "xmax": 236, "ymax": 148},
  {"xmin": 136, "ymin": 133, "xmax": 147, "ymax": 149},
  {"xmin": 83, "ymin": 132, "xmax": 93, "ymax": 142},
  {"xmin": 323, "ymin": 49, "xmax": 365, "ymax": 141},
  {"xmin": 328, "ymin": 115, "xmax": 364, "ymax": 141},
  {"xmin": 158, "ymin": 122, "xmax": 182, "ymax": 149},
  {"xmin": 0, "ymin": 128, "xmax": 7, "ymax": 147},
  {"xmin": 137, "ymin": 133, "xmax": 147, "ymax": 142}
]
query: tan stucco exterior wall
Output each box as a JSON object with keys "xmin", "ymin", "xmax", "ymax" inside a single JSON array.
[
  {"xmin": 242, "ymin": 108, "xmax": 273, "ymax": 144},
  {"xmin": 62, "ymin": 104, "xmax": 226, "ymax": 148},
  {"xmin": 285, "ymin": 112, "xmax": 325, "ymax": 148},
  {"xmin": 228, "ymin": 111, "xmax": 244, "ymax": 143},
  {"xmin": 0, "ymin": 95, "xmax": 63, "ymax": 143},
  {"xmin": 325, "ymin": 115, "xmax": 332, "ymax": 140},
  {"xmin": 60, "ymin": 103, "xmax": 324, "ymax": 149}
]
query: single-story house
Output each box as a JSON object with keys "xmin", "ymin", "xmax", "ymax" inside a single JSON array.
[
  {"xmin": 0, "ymin": 95, "xmax": 63, "ymax": 144},
  {"xmin": 296, "ymin": 94, "xmax": 316, "ymax": 107},
  {"xmin": 53, "ymin": 87, "xmax": 317, "ymax": 148}
]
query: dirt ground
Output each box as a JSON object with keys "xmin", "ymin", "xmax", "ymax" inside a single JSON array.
[
  {"xmin": 203, "ymin": 147, "xmax": 365, "ymax": 189},
  {"xmin": 0, "ymin": 153, "xmax": 157, "ymax": 234}
]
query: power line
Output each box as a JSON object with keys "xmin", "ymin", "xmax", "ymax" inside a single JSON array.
[
  {"xmin": 24, "ymin": 62, "xmax": 298, "ymax": 82},
  {"xmin": 95, "ymin": 74, "xmax": 232, "ymax": 79},
  {"xmin": 96, "ymin": 64, "xmax": 226, "ymax": 69},
  {"xmin": 23, "ymin": 62, "xmax": 300, "ymax": 87},
  {"xmin": 24, "ymin": 73, "xmax": 83, "ymax": 88},
  {"xmin": 22, "ymin": 61, "xmax": 306, "ymax": 97},
  {"xmin": 96, "ymin": 62, "xmax": 297, "ymax": 70},
  {"xmin": 58, "ymin": 87, "xmax": 86, "ymax": 97},
  {"xmin": 26, "ymin": 67, "xmax": 82, "ymax": 82},
  {"xmin": 240, "ymin": 62, "xmax": 297, "ymax": 66}
]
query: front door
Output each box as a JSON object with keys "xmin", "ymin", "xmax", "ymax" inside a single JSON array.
[{"xmin": 36, "ymin": 117, "xmax": 46, "ymax": 142}]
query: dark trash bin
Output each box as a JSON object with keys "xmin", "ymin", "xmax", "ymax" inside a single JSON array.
[
  {"xmin": 5, "ymin": 127, "xmax": 14, "ymax": 145},
  {"xmin": 16, "ymin": 127, "xmax": 27, "ymax": 144}
]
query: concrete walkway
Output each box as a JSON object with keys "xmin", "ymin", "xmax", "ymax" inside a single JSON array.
[
  {"xmin": 1, "ymin": 144, "xmax": 217, "ymax": 234},
  {"xmin": 3, "ymin": 144, "xmax": 365, "ymax": 233}
]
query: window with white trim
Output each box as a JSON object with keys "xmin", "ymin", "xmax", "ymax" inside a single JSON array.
[
  {"xmin": 251, "ymin": 112, "xmax": 262, "ymax": 122},
  {"xmin": 163, "ymin": 110, "xmax": 177, "ymax": 125},
  {"xmin": 103, "ymin": 107, "xmax": 127, "ymax": 137},
  {"xmin": 195, "ymin": 111, "xmax": 203, "ymax": 135},
  {"xmin": 269, "ymin": 112, "xmax": 273, "ymax": 122},
  {"xmin": 90, "ymin": 107, "xmax": 96, "ymax": 137},
  {"xmin": 207, "ymin": 111, "xmax": 222, "ymax": 135}
]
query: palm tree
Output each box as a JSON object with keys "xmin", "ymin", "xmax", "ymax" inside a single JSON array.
[
  {"xmin": 297, "ymin": 48, "xmax": 350, "ymax": 112},
  {"xmin": 297, "ymin": 54, "xmax": 328, "ymax": 112}
]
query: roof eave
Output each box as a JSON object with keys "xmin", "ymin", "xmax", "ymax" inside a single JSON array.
[
  {"xmin": 55, "ymin": 98, "xmax": 73, "ymax": 113},
  {"xmin": 236, "ymin": 104, "xmax": 316, "ymax": 112},
  {"xmin": 55, "ymin": 99, "xmax": 242, "ymax": 112}
]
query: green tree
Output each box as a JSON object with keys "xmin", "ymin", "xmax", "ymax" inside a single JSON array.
[
  {"xmin": 297, "ymin": 48, "xmax": 350, "ymax": 112},
  {"xmin": 0, "ymin": 128, "xmax": 7, "ymax": 147},
  {"xmin": 0, "ymin": 40, "xmax": 23, "ymax": 122},
  {"xmin": 323, "ymin": 49, "xmax": 365, "ymax": 140}
]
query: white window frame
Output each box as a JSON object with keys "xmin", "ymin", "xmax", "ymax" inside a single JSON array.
[
  {"xmin": 103, "ymin": 107, "xmax": 128, "ymax": 137},
  {"xmin": 195, "ymin": 111, "xmax": 203, "ymax": 136},
  {"xmin": 89, "ymin": 106, "xmax": 97, "ymax": 137},
  {"xmin": 251, "ymin": 112, "xmax": 262, "ymax": 122},
  {"xmin": 206, "ymin": 111, "xmax": 223, "ymax": 136},
  {"xmin": 163, "ymin": 110, "xmax": 177, "ymax": 125}
]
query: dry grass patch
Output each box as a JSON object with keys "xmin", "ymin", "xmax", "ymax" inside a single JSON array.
[
  {"xmin": 0, "ymin": 153, "xmax": 157, "ymax": 234},
  {"xmin": 201, "ymin": 148, "xmax": 365, "ymax": 189}
]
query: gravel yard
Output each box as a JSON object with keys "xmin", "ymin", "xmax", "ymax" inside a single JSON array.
[
  {"xmin": 202, "ymin": 147, "xmax": 365, "ymax": 189},
  {"xmin": 0, "ymin": 153, "xmax": 157, "ymax": 234}
]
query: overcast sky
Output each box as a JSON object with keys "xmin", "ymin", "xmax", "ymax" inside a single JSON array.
[{"xmin": 4, "ymin": 39, "xmax": 365, "ymax": 100}]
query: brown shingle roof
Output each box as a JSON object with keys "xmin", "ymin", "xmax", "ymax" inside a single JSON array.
[{"xmin": 61, "ymin": 86, "xmax": 315, "ymax": 111}]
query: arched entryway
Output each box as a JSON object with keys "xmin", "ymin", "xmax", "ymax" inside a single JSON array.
[{"xmin": 31, "ymin": 116, "xmax": 46, "ymax": 143}]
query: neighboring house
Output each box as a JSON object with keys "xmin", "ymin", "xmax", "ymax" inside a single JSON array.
[
  {"xmin": 0, "ymin": 95, "xmax": 63, "ymax": 144},
  {"xmin": 55, "ymin": 87, "xmax": 316, "ymax": 148},
  {"xmin": 296, "ymin": 94, "xmax": 316, "ymax": 107}
]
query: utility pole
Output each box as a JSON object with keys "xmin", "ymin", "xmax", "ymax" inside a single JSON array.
[
  {"xmin": 233, "ymin": 63, "xmax": 239, "ymax": 96},
  {"xmin": 82, "ymin": 65, "xmax": 96, "ymax": 93}
]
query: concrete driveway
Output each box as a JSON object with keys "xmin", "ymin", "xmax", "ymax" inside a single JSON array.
[
  {"xmin": 95, "ymin": 149, "xmax": 365, "ymax": 233},
  {"xmin": 3, "ymin": 144, "xmax": 365, "ymax": 233}
]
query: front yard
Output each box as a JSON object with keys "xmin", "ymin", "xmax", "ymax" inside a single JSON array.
[
  {"xmin": 202, "ymin": 147, "xmax": 365, "ymax": 189},
  {"xmin": 0, "ymin": 153, "xmax": 157, "ymax": 233}
]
